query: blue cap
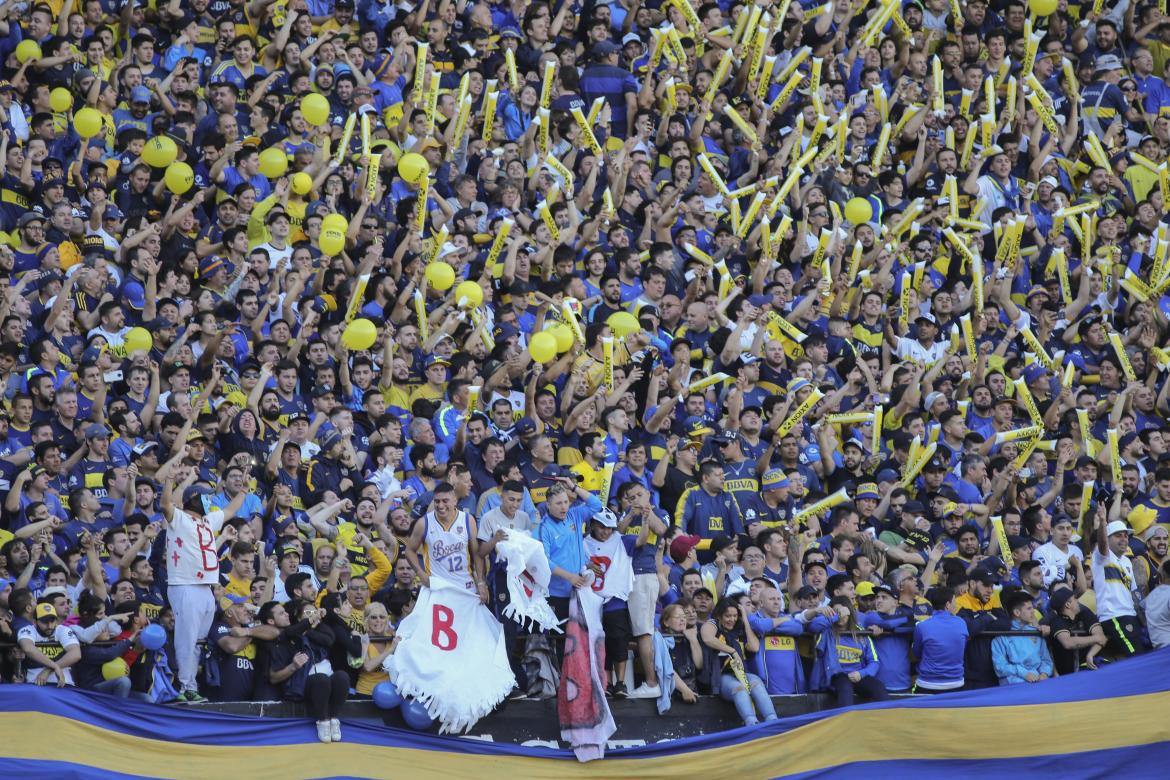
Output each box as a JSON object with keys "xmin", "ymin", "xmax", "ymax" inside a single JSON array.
[
  {"xmin": 1022, "ymin": 364, "xmax": 1047, "ymax": 385},
  {"xmin": 425, "ymin": 354, "xmax": 450, "ymax": 369},
  {"xmin": 515, "ymin": 417, "xmax": 538, "ymax": 435},
  {"xmin": 855, "ymin": 482, "xmax": 880, "ymax": 500},
  {"xmin": 761, "ymin": 469, "xmax": 790, "ymax": 489},
  {"xmin": 131, "ymin": 86, "xmax": 151, "ymax": 104},
  {"xmin": 684, "ymin": 416, "xmax": 712, "ymax": 437},
  {"xmin": 182, "ymin": 485, "xmax": 213, "ymax": 506}
]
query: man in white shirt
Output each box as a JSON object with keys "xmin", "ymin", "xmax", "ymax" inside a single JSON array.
[
  {"xmin": 161, "ymin": 456, "xmax": 250, "ymax": 702},
  {"xmin": 17, "ymin": 602, "xmax": 81, "ymax": 686},
  {"xmin": 895, "ymin": 315, "xmax": 947, "ymax": 365},
  {"xmin": 1091, "ymin": 517, "xmax": 1147, "ymax": 658},
  {"xmin": 1033, "ymin": 515, "xmax": 1084, "ymax": 587}
]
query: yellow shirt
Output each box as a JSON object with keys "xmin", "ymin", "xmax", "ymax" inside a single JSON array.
[{"xmin": 570, "ymin": 459, "xmax": 604, "ymax": 493}]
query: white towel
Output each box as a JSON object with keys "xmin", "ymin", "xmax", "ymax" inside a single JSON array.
[
  {"xmin": 496, "ymin": 528, "xmax": 562, "ymax": 633},
  {"xmin": 384, "ymin": 578, "xmax": 515, "ymax": 734}
]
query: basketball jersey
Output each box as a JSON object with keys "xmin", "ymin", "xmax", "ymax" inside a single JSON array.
[{"xmin": 423, "ymin": 511, "xmax": 476, "ymax": 592}]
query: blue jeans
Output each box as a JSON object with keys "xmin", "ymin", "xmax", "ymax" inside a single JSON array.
[
  {"xmin": 719, "ymin": 673, "xmax": 778, "ymax": 725},
  {"xmin": 92, "ymin": 676, "xmax": 152, "ymax": 701}
]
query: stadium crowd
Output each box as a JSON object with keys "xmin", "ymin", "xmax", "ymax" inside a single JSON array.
[{"xmin": 1, "ymin": 0, "xmax": 1170, "ymax": 741}]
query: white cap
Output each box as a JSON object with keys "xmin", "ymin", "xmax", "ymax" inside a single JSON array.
[{"xmin": 1105, "ymin": 520, "xmax": 1130, "ymax": 537}]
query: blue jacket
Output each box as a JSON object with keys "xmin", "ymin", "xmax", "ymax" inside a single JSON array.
[
  {"xmin": 815, "ymin": 629, "xmax": 879, "ymax": 686},
  {"xmin": 538, "ymin": 494, "xmax": 603, "ymax": 597},
  {"xmin": 912, "ymin": 611, "xmax": 969, "ymax": 687},
  {"xmin": 991, "ymin": 621, "xmax": 1055, "ymax": 685},
  {"xmin": 747, "ymin": 612, "xmax": 806, "ymax": 694},
  {"xmin": 860, "ymin": 609, "xmax": 914, "ymax": 692}
]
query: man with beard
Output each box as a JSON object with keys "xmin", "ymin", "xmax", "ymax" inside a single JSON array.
[
  {"xmin": 826, "ymin": 438, "xmax": 869, "ymax": 493},
  {"xmin": 588, "ymin": 274, "xmax": 625, "ymax": 324},
  {"xmin": 964, "ymin": 385, "xmax": 994, "ymax": 439}
]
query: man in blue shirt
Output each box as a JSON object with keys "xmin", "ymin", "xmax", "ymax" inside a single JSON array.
[
  {"xmin": 912, "ymin": 587, "xmax": 969, "ymax": 693},
  {"xmin": 579, "ymin": 40, "xmax": 639, "ymax": 139},
  {"xmin": 537, "ymin": 479, "xmax": 603, "ymax": 627},
  {"xmin": 676, "ymin": 460, "xmax": 744, "ymax": 540}
]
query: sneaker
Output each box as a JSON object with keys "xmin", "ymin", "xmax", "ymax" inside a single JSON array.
[
  {"xmin": 507, "ymin": 687, "xmax": 528, "ymax": 701},
  {"xmin": 628, "ymin": 683, "xmax": 660, "ymax": 699},
  {"xmin": 612, "ymin": 682, "xmax": 629, "ymax": 699},
  {"xmin": 329, "ymin": 718, "xmax": 341, "ymax": 743},
  {"xmin": 316, "ymin": 721, "xmax": 332, "ymax": 743},
  {"xmin": 178, "ymin": 690, "xmax": 207, "ymax": 704}
]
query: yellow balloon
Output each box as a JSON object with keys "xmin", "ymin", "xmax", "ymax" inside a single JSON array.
[
  {"xmin": 342, "ymin": 318, "xmax": 377, "ymax": 350},
  {"xmin": 124, "ymin": 327, "xmax": 153, "ymax": 354},
  {"xmin": 425, "ymin": 262, "xmax": 455, "ymax": 291},
  {"xmin": 397, "ymin": 152, "xmax": 429, "ymax": 185},
  {"xmin": 291, "ymin": 172, "xmax": 313, "ymax": 195},
  {"xmin": 1028, "ymin": 0, "xmax": 1058, "ymax": 15},
  {"xmin": 455, "ymin": 280, "xmax": 483, "ymax": 309},
  {"xmin": 607, "ymin": 311, "xmax": 640, "ymax": 338},
  {"xmin": 258, "ymin": 147, "xmax": 288, "ymax": 178},
  {"xmin": 300, "ymin": 93, "xmax": 330, "ymax": 126},
  {"xmin": 101, "ymin": 658, "xmax": 129, "ymax": 680},
  {"xmin": 165, "ymin": 162, "xmax": 194, "ymax": 194},
  {"xmin": 844, "ymin": 197, "xmax": 873, "ymax": 225},
  {"xmin": 528, "ymin": 331, "xmax": 557, "ymax": 364},
  {"xmin": 15, "ymin": 40, "xmax": 41, "ymax": 63},
  {"xmin": 550, "ymin": 323, "xmax": 573, "ymax": 353},
  {"xmin": 321, "ymin": 213, "xmax": 348, "ymax": 233},
  {"xmin": 142, "ymin": 136, "xmax": 177, "ymax": 168},
  {"xmin": 319, "ymin": 228, "xmax": 346, "ymax": 256},
  {"xmin": 50, "ymin": 88, "xmax": 73, "ymax": 113},
  {"xmin": 74, "ymin": 108, "xmax": 103, "ymax": 139}
]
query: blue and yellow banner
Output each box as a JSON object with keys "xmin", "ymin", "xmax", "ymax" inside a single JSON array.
[{"xmin": 2, "ymin": 648, "xmax": 1170, "ymax": 778}]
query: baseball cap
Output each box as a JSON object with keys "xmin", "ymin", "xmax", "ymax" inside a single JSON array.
[
  {"xmin": 85, "ymin": 423, "xmax": 111, "ymax": 439},
  {"xmin": 621, "ymin": 32, "xmax": 643, "ymax": 46},
  {"xmin": 35, "ymin": 603, "xmax": 57, "ymax": 620},
  {"xmin": 1022, "ymin": 365, "xmax": 1047, "ymax": 385},
  {"xmin": 288, "ymin": 411, "xmax": 310, "ymax": 425},
  {"xmin": 514, "ymin": 417, "xmax": 538, "ymax": 436},
  {"xmin": 923, "ymin": 455, "xmax": 948, "ymax": 472},
  {"xmin": 1048, "ymin": 587, "xmax": 1075, "ymax": 615},
  {"xmin": 592, "ymin": 40, "xmax": 620, "ymax": 57},
  {"xmin": 855, "ymin": 581, "xmax": 876, "ymax": 597},
  {"xmin": 992, "ymin": 395, "xmax": 1015, "ymax": 407},
  {"xmin": 684, "ymin": 416, "xmax": 713, "ymax": 437},
  {"xmin": 794, "ymin": 585, "xmax": 819, "ymax": 600},
  {"xmin": 712, "ymin": 429, "xmax": 738, "ymax": 445},
  {"xmin": 968, "ymin": 569, "xmax": 995, "ymax": 586},
  {"xmin": 924, "ymin": 391, "xmax": 945, "ymax": 411},
  {"xmin": 669, "ymin": 534, "xmax": 701, "ymax": 563},
  {"xmin": 425, "ymin": 354, "xmax": 450, "ymax": 369},
  {"xmin": 17, "ymin": 211, "xmax": 46, "ymax": 228},
  {"xmin": 787, "ymin": 378, "xmax": 811, "ymax": 394},
  {"xmin": 279, "ymin": 542, "xmax": 303, "ymax": 559},
  {"xmin": 1105, "ymin": 520, "xmax": 1130, "ymax": 537},
  {"xmin": 1095, "ymin": 53, "xmax": 1123, "ymax": 72},
  {"xmin": 182, "ymin": 485, "xmax": 213, "ymax": 506},
  {"xmin": 131, "ymin": 85, "xmax": 151, "ymax": 104},
  {"xmin": 593, "ymin": 509, "xmax": 618, "ymax": 528}
]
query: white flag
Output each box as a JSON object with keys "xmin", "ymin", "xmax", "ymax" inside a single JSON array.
[
  {"xmin": 384, "ymin": 578, "xmax": 515, "ymax": 734},
  {"xmin": 496, "ymin": 528, "xmax": 562, "ymax": 632}
]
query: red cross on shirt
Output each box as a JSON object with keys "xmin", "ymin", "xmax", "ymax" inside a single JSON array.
[{"xmin": 172, "ymin": 552, "xmax": 180, "ymax": 566}]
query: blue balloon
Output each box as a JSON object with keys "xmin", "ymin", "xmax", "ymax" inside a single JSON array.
[
  {"xmin": 140, "ymin": 624, "xmax": 167, "ymax": 651},
  {"xmin": 401, "ymin": 698, "xmax": 434, "ymax": 730},
  {"xmin": 372, "ymin": 681, "xmax": 402, "ymax": 710}
]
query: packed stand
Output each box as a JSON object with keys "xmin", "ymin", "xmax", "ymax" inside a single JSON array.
[{"xmin": 1, "ymin": 0, "xmax": 1170, "ymax": 740}]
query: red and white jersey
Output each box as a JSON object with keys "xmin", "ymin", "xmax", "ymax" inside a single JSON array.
[{"xmin": 167, "ymin": 507, "xmax": 226, "ymax": 585}]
